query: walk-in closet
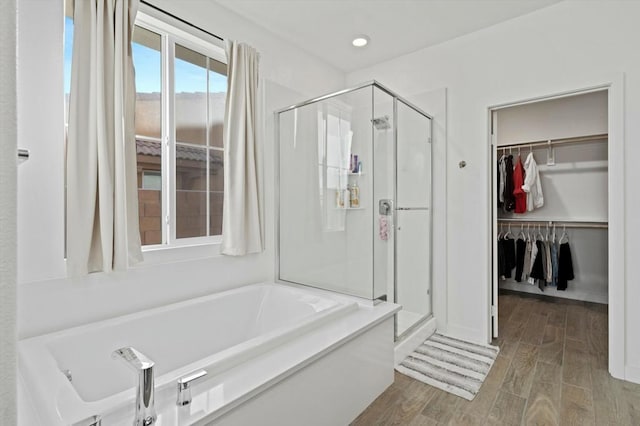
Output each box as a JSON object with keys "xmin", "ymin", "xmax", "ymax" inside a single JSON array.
[{"xmin": 490, "ymin": 90, "xmax": 609, "ymax": 337}]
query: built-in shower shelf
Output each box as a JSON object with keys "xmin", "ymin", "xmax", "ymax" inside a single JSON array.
[{"xmin": 324, "ymin": 165, "xmax": 364, "ymax": 175}]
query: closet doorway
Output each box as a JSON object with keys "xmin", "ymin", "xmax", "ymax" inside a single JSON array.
[{"xmin": 487, "ymin": 81, "xmax": 625, "ymax": 379}]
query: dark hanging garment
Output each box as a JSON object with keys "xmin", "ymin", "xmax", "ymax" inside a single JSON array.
[
  {"xmin": 538, "ymin": 242, "xmax": 548, "ymax": 291},
  {"xmin": 557, "ymin": 242, "xmax": 575, "ymax": 290},
  {"xmin": 503, "ymin": 237, "xmax": 516, "ymax": 278},
  {"xmin": 498, "ymin": 238, "xmax": 504, "ymax": 277},
  {"xmin": 529, "ymin": 240, "xmax": 546, "ymax": 281},
  {"xmin": 515, "ymin": 238, "xmax": 526, "ymax": 282},
  {"xmin": 497, "ymin": 160, "xmax": 503, "ymax": 209},
  {"xmin": 503, "ymin": 155, "xmax": 516, "ymax": 212}
]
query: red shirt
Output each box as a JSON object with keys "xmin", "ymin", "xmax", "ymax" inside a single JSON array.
[{"xmin": 513, "ymin": 156, "xmax": 527, "ymax": 214}]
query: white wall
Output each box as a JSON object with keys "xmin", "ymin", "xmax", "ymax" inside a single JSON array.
[
  {"xmin": 347, "ymin": 1, "xmax": 640, "ymax": 378},
  {"xmin": 16, "ymin": 0, "xmax": 344, "ymax": 339},
  {"xmin": 1, "ymin": 0, "xmax": 18, "ymax": 422}
]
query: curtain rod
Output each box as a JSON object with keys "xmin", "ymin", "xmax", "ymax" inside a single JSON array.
[
  {"xmin": 498, "ymin": 218, "xmax": 608, "ymax": 229},
  {"xmin": 139, "ymin": 0, "xmax": 224, "ymax": 42},
  {"xmin": 497, "ymin": 133, "xmax": 607, "ymax": 150}
]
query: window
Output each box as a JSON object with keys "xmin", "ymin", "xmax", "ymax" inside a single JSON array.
[
  {"xmin": 64, "ymin": 11, "xmax": 227, "ymax": 249},
  {"xmin": 142, "ymin": 171, "xmax": 162, "ymax": 191}
]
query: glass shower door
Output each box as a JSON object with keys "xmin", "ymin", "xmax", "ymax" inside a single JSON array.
[
  {"xmin": 278, "ymin": 87, "xmax": 374, "ymax": 299},
  {"xmin": 395, "ymin": 100, "xmax": 432, "ymax": 337}
]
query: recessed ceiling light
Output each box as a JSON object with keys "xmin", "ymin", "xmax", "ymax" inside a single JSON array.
[{"xmin": 352, "ymin": 36, "xmax": 369, "ymax": 47}]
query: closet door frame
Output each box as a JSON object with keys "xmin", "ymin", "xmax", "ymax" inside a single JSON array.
[{"xmin": 486, "ymin": 73, "xmax": 626, "ymax": 380}]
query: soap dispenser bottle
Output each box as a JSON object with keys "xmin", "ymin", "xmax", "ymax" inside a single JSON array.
[{"xmin": 349, "ymin": 182, "xmax": 360, "ymax": 208}]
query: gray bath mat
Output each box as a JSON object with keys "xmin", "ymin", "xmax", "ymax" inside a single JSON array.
[{"xmin": 395, "ymin": 333, "xmax": 499, "ymax": 400}]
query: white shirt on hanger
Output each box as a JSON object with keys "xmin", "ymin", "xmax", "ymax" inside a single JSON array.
[{"xmin": 522, "ymin": 152, "xmax": 544, "ymax": 211}]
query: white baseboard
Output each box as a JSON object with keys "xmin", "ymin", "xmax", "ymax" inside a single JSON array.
[
  {"xmin": 625, "ymin": 365, "xmax": 640, "ymax": 384},
  {"xmin": 499, "ymin": 281, "xmax": 607, "ymax": 304},
  {"xmin": 444, "ymin": 323, "xmax": 487, "ymax": 346},
  {"xmin": 394, "ymin": 317, "xmax": 437, "ymax": 366}
]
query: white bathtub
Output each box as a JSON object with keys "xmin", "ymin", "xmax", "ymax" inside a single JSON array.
[{"xmin": 19, "ymin": 282, "xmax": 390, "ymax": 425}]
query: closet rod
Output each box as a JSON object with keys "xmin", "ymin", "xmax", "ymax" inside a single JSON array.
[
  {"xmin": 498, "ymin": 133, "xmax": 607, "ymax": 150},
  {"xmin": 498, "ymin": 218, "xmax": 608, "ymax": 229}
]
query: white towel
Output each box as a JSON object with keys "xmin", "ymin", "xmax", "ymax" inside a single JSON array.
[{"xmin": 379, "ymin": 216, "xmax": 389, "ymax": 241}]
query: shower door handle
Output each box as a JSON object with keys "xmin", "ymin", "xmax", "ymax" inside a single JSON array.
[{"xmin": 379, "ymin": 199, "xmax": 393, "ymax": 216}]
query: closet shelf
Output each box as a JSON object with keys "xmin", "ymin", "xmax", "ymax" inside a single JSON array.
[{"xmin": 498, "ymin": 133, "xmax": 607, "ymax": 150}]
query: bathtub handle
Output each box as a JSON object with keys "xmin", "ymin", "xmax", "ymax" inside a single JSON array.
[{"xmin": 177, "ymin": 369, "xmax": 208, "ymax": 406}]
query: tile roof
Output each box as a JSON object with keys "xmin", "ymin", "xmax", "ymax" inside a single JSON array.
[{"xmin": 136, "ymin": 139, "xmax": 222, "ymax": 167}]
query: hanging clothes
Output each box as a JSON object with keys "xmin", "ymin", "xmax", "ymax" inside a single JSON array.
[
  {"xmin": 503, "ymin": 236, "xmax": 516, "ymax": 278},
  {"xmin": 522, "ymin": 238, "xmax": 532, "ymax": 281},
  {"xmin": 503, "ymin": 155, "xmax": 516, "ymax": 212},
  {"xmin": 512, "ymin": 155, "xmax": 527, "ymax": 214},
  {"xmin": 497, "ymin": 158, "xmax": 503, "ymax": 209},
  {"xmin": 522, "ymin": 152, "xmax": 544, "ymax": 211},
  {"xmin": 515, "ymin": 237, "xmax": 526, "ymax": 282},
  {"xmin": 538, "ymin": 240, "xmax": 548, "ymax": 291},
  {"xmin": 498, "ymin": 155, "xmax": 506, "ymax": 208},
  {"xmin": 528, "ymin": 240, "xmax": 543, "ymax": 285},
  {"xmin": 551, "ymin": 242, "xmax": 559, "ymax": 286},
  {"xmin": 497, "ymin": 237, "xmax": 505, "ymax": 279},
  {"xmin": 545, "ymin": 240, "xmax": 553, "ymax": 283},
  {"xmin": 557, "ymin": 242, "xmax": 575, "ymax": 290}
]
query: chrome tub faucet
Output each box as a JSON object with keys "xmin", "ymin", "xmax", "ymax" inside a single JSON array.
[{"xmin": 112, "ymin": 347, "xmax": 157, "ymax": 426}]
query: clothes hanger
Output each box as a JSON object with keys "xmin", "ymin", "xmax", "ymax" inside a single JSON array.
[
  {"xmin": 505, "ymin": 223, "xmax": 514, "ymax": 239},
  {"xmin": 518, "ymin": 224, "xmax": 526, "ymax": 240},
  {"xmin": 537, "ymin": 224, "xmax": 545, "ymax": 241},
  {"xmin": 527, "ymin": 224, "xmax": 531, "ymax": 241},
  {"xmin": 552, "ymin": 223, "xmax": 557, "ymax": 243},
  {"xmin": 560, "ymin": 225, "xmax": 569, "ymax": 244}
]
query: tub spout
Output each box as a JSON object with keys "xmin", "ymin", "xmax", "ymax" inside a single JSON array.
[{"xmin": 112, "ymin": 347, "xmax": 157, "ymax": 426}]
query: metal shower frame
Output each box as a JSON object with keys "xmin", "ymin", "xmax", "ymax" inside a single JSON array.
[{"xmin": 274, "ymin": 80, "xmax": 434, "ymax": 340}]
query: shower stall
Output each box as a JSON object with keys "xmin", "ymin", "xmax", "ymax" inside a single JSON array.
[{"xmin": 276, "ymin": 81, "xmax": 433, "ymax": 340}]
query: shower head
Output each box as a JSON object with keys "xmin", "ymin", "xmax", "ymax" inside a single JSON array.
[{"xmin": 371, "ymin": 115, "xmax": 391, "ymax": 130}]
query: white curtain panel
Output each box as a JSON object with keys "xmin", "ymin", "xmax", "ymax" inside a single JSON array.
[
  {"xmin": 221, "ymin": 40, "xmax": 263, "ymax": 256},
  {"xmin": 66, "ymin": 0, "xmax": 142, "ymax": 276}
]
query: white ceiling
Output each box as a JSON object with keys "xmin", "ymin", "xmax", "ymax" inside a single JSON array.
[{"xmin": 215, "ymin": 0, "xmax": 561, "ymax": 72}]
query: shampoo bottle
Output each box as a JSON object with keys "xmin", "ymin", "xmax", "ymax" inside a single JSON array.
[{"xmin": 350, "ymin": 182, "xmax": 360, "ymax": 208}]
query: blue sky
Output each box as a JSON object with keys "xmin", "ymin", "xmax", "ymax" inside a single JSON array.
[{"xmin": 64, "ymin": 17, "xmax": 226, "ymax": 94}]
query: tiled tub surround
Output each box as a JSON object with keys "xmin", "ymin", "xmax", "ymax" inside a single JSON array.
[{"xmin": 19, "ymin": 282, "xmax": 399, "ymax": 425}]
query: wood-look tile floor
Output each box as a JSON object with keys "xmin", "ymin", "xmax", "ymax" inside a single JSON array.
[{"xmin": 352, "ymin": 291, "xmax": 640, "ymax": 425}]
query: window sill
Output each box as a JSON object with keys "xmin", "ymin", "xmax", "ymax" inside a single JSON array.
[{"xmin": 138, "ymin": 239, "xmax": 223, "ymax": 267}]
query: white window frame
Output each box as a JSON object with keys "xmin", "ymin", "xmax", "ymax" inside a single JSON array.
[{"xmin": 134, "ymin": 12, "xmax": 227, "ymax": 255}]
